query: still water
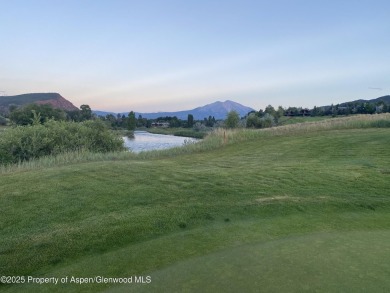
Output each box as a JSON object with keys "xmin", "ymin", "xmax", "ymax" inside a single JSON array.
[{"xmin": 123, "ymin": 131, "xmax": 197, "ymax": 153}]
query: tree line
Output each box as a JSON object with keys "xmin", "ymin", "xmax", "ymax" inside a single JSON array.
[
  {"xmin": 98, "ymin": 112, "xmax": 217, "ymax": 130},
  {"xmin": 4, "ymin": 100, "xmax": 390, "ymax": 131},
  {"xmin": 225, "ymin": 101, "xmax": 390, "ymax": 129},
  {"xmin": 6, "ymin": 103, "xmax": 94, "ymax": 125}
]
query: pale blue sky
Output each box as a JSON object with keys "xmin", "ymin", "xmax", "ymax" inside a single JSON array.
[{"xmin": 1, "ymin": 0, "xmax": 389, "ymax": 112}]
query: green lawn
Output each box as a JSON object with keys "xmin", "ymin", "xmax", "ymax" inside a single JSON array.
[
  {"xmin": 118, "ymin": 230, "xmax": 390, "ymax": 293},
  {"xmin": 0, "ymin": 118, "xmax": 389, "ymax": 292}
]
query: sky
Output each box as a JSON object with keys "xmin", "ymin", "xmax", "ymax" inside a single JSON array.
[{"xmin": 1, "ymin": 0, "xmax": 389, "ymax": 112}]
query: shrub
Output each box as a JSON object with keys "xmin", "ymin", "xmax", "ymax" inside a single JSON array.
[
  {"xmin": 246, "ymin": 113, "xmax": 275, "ymax": 128},
  {"xmin": 0, "ymin": 120, "xmax": 125, "ymax": 165},
  {"xmin": 0, "ymin": 115, "xmax": 7, "ymax": 126},
  {"xmin": 193, "ymin": 122, "xmax": 207, "ymax": 132},
  {"xmin": 259, "ymin": 113, "xmax": 275, "ymax": 128},
  {"xmin": 225, "ymin": 111, "xmax": 240, "ymax": 128},
  {"xmin": 246, "ymin": 113, "xmax": 260, "ymax": 128}
]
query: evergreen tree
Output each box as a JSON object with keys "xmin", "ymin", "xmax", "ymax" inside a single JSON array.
[
  {"xmin": 127, "ymin": 111, "xmax": 136, "ymax": 130},
  {"xmin": 187, "ymin": 114, "xmax": 194, "ymax": 128}
]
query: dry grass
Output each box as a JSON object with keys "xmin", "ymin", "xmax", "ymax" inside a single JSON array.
[{"xmin": 210, "ymin": 113, "xmax": 390, "ymax": 144}]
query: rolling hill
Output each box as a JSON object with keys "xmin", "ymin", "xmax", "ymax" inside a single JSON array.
[
  {"xmin": 338, "ymin": 95, "xmax": 390, "ymax": 106},
  {"xmin": 0, "ymin": 93, "xmax": 78, "ymax": 113}
]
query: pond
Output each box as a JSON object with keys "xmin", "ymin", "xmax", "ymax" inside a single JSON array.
[{"xmin": 122, "ymin": 131, "xmax": 198, "ymax": 153}]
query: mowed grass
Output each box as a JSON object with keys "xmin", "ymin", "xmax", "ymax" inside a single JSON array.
[
  {"xmin": 117, "ymin": 231, "xmax": 390, "ymax": 293},
  {"xmin": 0, "ymin": 116, "xmax": 390, "ymax": 292}
]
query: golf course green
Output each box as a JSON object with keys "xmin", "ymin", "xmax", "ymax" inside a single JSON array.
[{"xmin": 1, "ymin": 114, "xmax": 389, "ymax": 292}]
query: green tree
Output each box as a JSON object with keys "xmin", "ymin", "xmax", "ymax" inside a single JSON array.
[
  {"xmin": 0, "ymin": 115, "xmax": 7, "ymax": 126},
  {"xmin": 264, "ymin": 105, "xmax": 276, "ymax": 117},
  {"xmin": 187, "ymin": 114, "xmax": 194, "ymax": 128},
  {"xmin": 9, "ymin": 104, "xmax": 18, "ymax": 113},
  {"xmin": 382, "ymin": 103, "xmax": 389, "ymax": 113},
  {"xmin": 127, "ymin": 111, "xmax": 136, "ymax": 130},
  {"xmin": 311, "ymin": 106, "xmax": 319, "ymax": 116},
  {"xmin": 246, "ymin": 113, "xmax": 260, "ymax": 128},
  {"xmin": 257, "ymin": 109, "xmax": 265, "ymax": 117},
  {"xmin": 273, "ymin": 106, "xmax": 284, "ymax": 123},
  {"xmin": 137, "ymin": 114, "xmax": 147, "ymax": 127},
  {"xmin": 80, "ymin": 104, "xmax": 92, "ymax": 121},
  {"xmin": 9, "ymin": 103, "xmax": 66, "ymax": 125},
  {"xmin": 30, "ymin": 110, "xmax": 42, "ymax": 125},
  {"xmin": 225, "ymin": 111, "xmax": 240, "ymax": 128},
  {"xmin": 259, "ymin": 113, "xmax": 275, "ymax": 128},
  {"xmin": 66, "ymin": 110, "xmax": 82, "ymax": 122},
  {"xmin": 276, "ymin": 106, "xmax": 285, "ymax": 118},
  {"xmin": 365, "ymin": 103, "xmax": 375, "ymax": 114},
  {"xmin": 285, "ymin": 107, "xmax": 299, "ymax": 116}
]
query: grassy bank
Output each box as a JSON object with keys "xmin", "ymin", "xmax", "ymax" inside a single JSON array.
[
  {"xmin": 0, "ymin": 125, "xmax": 9, "ymax": 132},
  {"xmin": 146, "ymin": 127, "xmax": 207, "ymax": 139},
  {"xmin": 2, "ymin": 114, "xmax": 389, "ymax": 173},
  {"xmin": 0, "ymin": 114, "xmax": 390, "ymax": 292},
  {"xmin": 278, "ymin": 115, "xmax": 334, "ymax": 125}
]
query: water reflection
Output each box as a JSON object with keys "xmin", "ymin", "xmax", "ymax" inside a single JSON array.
[{"xmin": 123, "ymin": 131, "xmax": 198, "ymax": 153}]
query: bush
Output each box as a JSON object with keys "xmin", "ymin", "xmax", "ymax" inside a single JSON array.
[
  {"xmin": 246, "ymin": 113, "xmax": 260, "ymax": 128},
  {"xmin": 246, "ymin": 113, "xmax": 275, "ymax": 128},
  {"xmin": 193, "ymin": 122, "xmax": 207, "ymax": 132},
  {"xmin": 225, "ymin": 111, "xmax": 240, "ymax": 128},
  {"xmin": 259, "ymin": 113, "xmax": 275, "ymax": 128},
  {"xmin": 0, "ymin": 115, "xmax": 7, "ymax": 126},
  {"xmin": 0, "ymin": 120, "xmax": 125, "ymax": 165}
]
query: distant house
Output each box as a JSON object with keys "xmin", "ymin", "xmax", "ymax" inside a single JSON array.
[
  {"xmin": 284, "ymin": 108, "xmax": 311, "ymax": 116},
  {"xmin": 300, "ymin": 108, "xmax": 311, "ymax": 116},
  {"xmin": 376, "ymin": 105, "xmax": 384, "ymax": 113},
  {"xmin": 151, "ymin": 121, "xmax": 170, "ymax": 128}
]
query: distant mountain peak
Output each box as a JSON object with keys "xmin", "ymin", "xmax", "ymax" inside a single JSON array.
[
  {"xmin": 193, "ymin": 100, "xmax": 254, "ymax": 115},
  {"xmin": 94, "ymin": 100, "xmax": 255, "ymax": 120}
]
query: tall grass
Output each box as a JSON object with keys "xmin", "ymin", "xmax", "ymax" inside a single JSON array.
[
  {"xmin": 1, "ymin": 114, "xmax": 389, "ymax": 173},
  {"xmin": 0, "ymin": 150, "xmax": 136, "ymax": 173},
  {"xmin": 268, "ymin": 113, "xmax": 390, "ymax": 134},
  {"xmin": 147, "ymin": 127, "xmax": 208, "ymax": 139},
  {"xmin": 214, "ymin": 113, "xmax": 390, "ymax": 144}
]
